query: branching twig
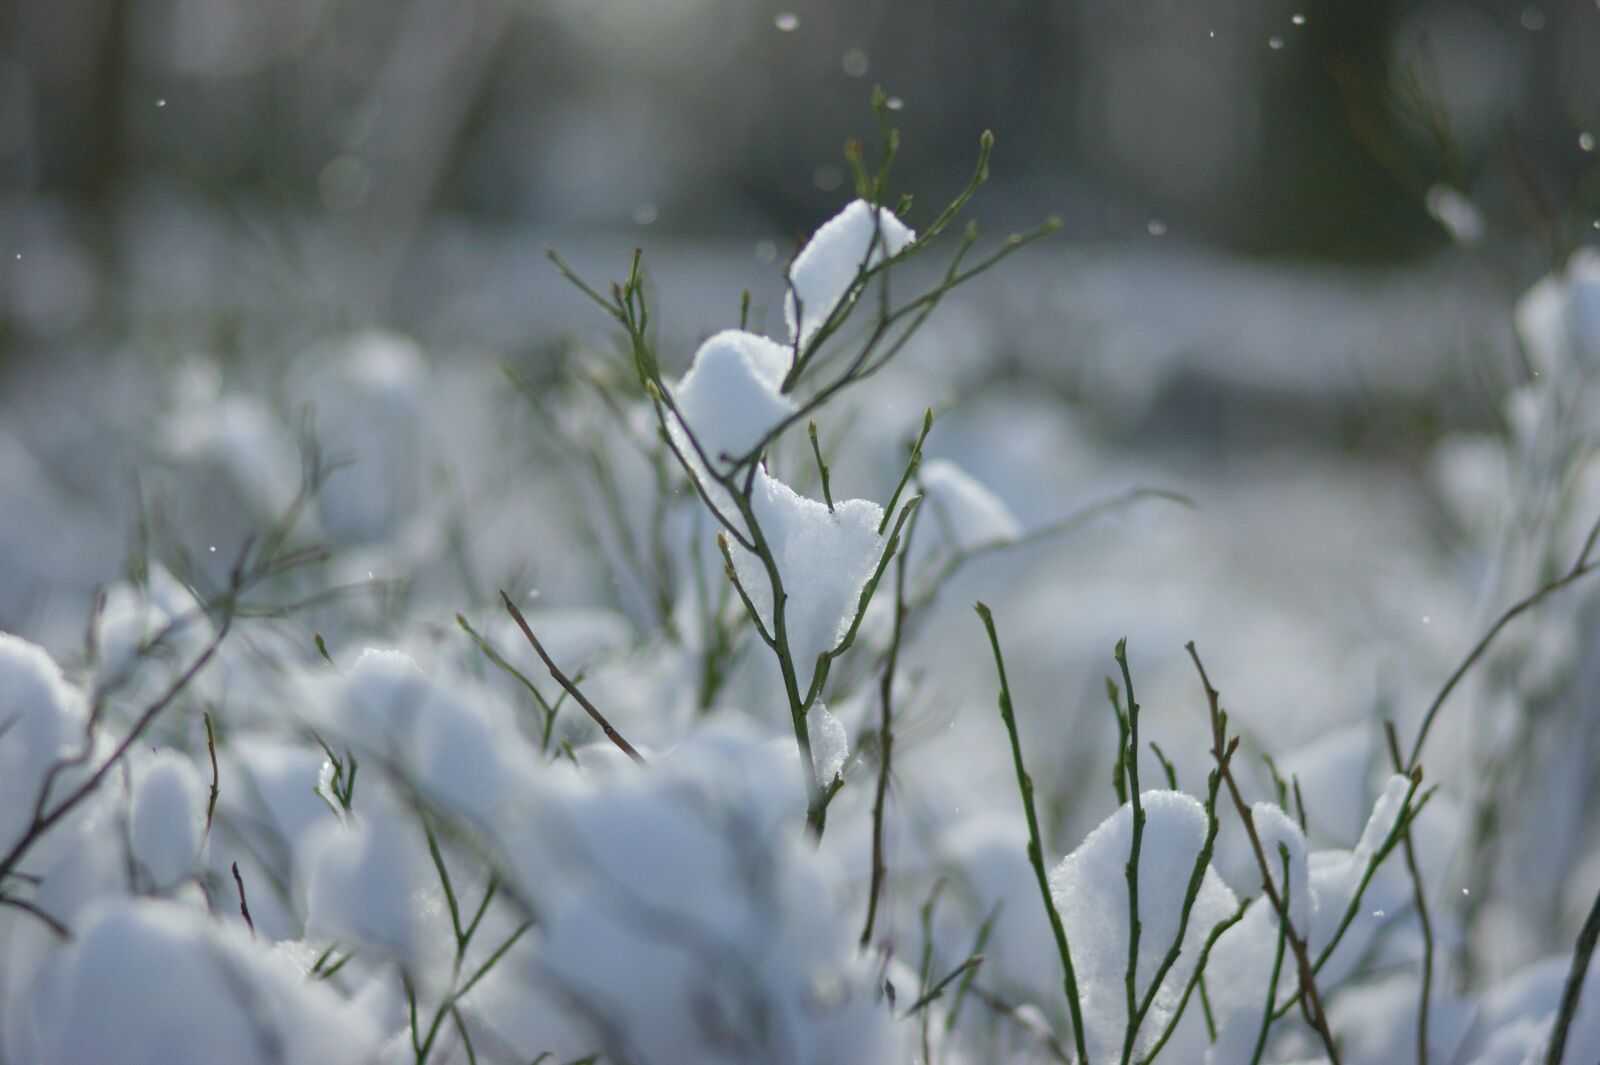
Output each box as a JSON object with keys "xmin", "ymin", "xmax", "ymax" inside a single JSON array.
[
  {"xmin": 901, "ymin": 955, "xmax": 984, "ymax": 1017},
  {"xmin": 1187, "ymin": 641, "xmax": 1343, "ymax": 1065},
  {"xmin": 456, "ymin": 613, "xmax": 561, "ymax": 754},
  {"xmin": 0, "ymin": 894, "xmax": 72, "ymax": 939},
  {"xmin": 1408, "ymin": 510, "xmax": 1600, "ymax": 770},
  {"xmin": 1136, "ymin": 898, "xmax": 1250, "ymax": 1065},
  {"xmin": 500, "ymin": 591, "xmax": 646, "ymax": 766}
]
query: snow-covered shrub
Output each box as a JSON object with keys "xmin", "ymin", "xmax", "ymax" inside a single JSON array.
[{"xmin": 3, "ymin": 92, "xmax": 1600, "ymax": 1065}]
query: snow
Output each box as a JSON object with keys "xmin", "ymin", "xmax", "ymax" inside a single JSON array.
[
  {"xmin": 1202, "ymin": 806, "xmax": 1310, "ymax": 1041},
  {"xmin": 487, "ymin": 725, "xmax": 905, "ymax": 1065},
  {"xmin": 0, "ymin": 633, "xmax": 86, "ymax": 853},
  {"xmin": 1570, "ymin": 249, "xmax": 1600, "ymax": 365},
  {"xmin": 1206, "ymin": 780, "xmax": 1416, "ymax": 1045},
  {"xmin": 785, "ymin": 199, "xmax": 916, "ymax": 347},
  {"xmin": 1449, "ymin": 955, "xmax": 1600, "ymax": 1065},
  {"xmin": 808, "ymin": 702, "xmax": 848, "ymax": 784},
  {"xmin": 308, "ymin": 647, "xmax": 523, "ymax": 813},
  {"xmin": 729, "ymin": 470, "xmax": 884, "ymax": 694},
  {"xmin": 128, "ymin": 750, "xmax": 207, "ymax": 891},
  {"xmin": 937, "ymin": 814, "xmax": 1064, "ymax": 995},
  {"xmin": 314, "ymin": 646, "xmax": 432, "ymax": 755},
  {"xmin": 1048, "ymin": 789, "xmax": 1240, "ymax": 1061},
  {"xmin": 1307, "ymin": 774, "xmax": 1415, "ymax": 984},
  {"xmin": 28, "ymin": 899, "xmax": 379, "ymax": 1065},
  {"xmin": 1251, "ymin": 801, "xmax": 1312, "ymax": 929},
  {"xmin": 920, "ymin": 457, "xmax": 1022, "ymax": 552},
  {"xmin": 1515, "ymin": 247, "xmax": 1600, "ymax": 372},
  {"xmin": 670, "ymin": 329, "xmax": 797, "ymax": 470},
  {"xmin": 486, "ymin": 605, "xmax": 632, "ymax": 669},
  {"xmin": 296, "ymin": 330, "xmax": 427, "ymax": 544},
  {"xmin": 1277, "ymin": 721, "xmax": 1376, "ymax": 844},
  {"xmin": 161, "ymin": 387, "xmax": 306, "ymax": 524},
  {"xmin": 94, "ymin": 566, "xmax": 213, "ymax": 694},
  {"xmin": 0, "ymin": 167, "xmax": 1596, "ymax": 1065},
  {"xmin": 1432, "ymin": 433, "xmax": 1511, "ymax": 539},
  {"xmin": 299, "ymin": 812, "xmax": 450, "ymax": 985}
]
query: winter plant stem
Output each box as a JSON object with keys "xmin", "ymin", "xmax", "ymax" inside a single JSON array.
[
  {"xmin": 977, "ymin": 602, "xmax": 1090, "ymax": 1063},
  {"xmin": 500, "ymin": 591, "xmax": 646, "ymax": 766},
  {"xmin": 1407, "ymin": 509, "xmax": 1600, "ymax": 771},
  {"xmin": 1385, "ymin": 722, "xmax": 1434, "ymax": 1065},
  {"xmin": 1187, "ymin": 641, "xmax": 1343, "ymax": 1065},
  {"xmin": 1136, "ymin": 899, "xmax": 1250, "ymax": 1065},
  {"xmin": 548, "ymin": 108, "xmax": 1056, "ymax": 841},
  {"xmin": 1546, "ymin": 879, "xmax": 1600, "ymax": 1065},
  {"xmin": 1116, "ymin": 639, "xmax": 1147, "ymax": 1065},
  {"xmin": 861, "ymin": 502, "xmax": 919, "ymax": 946}
]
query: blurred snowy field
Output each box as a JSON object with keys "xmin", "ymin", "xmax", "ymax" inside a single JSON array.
[
  {"xmin": 7, "ymin": 0, "xmax": 1600, "ymax": 1059},
  {"xmin": 2, "ymin": 74, "xmax": 1600, "ymax": 1057}
]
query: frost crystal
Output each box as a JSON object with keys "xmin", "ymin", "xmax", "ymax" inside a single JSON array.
[
  {"xmin": 785, "ymin": 200, "xmax": 915, "ymax": 347},
  {"xmin": 1048, "ymin": 790, "xmax": 1239, "ymax": 1061}
]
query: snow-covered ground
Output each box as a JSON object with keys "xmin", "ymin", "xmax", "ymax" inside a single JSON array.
[{"xmin": 1, "ymin": 187, "xmax": 1599, "ymax": 1064}]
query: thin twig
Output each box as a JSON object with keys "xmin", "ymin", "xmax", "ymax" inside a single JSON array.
[
  {"xmin": 1187, "ymin": 641, "xmax": 1343, "ymax": 1065},
  {"xmin": 970, "ymin": 985, "xmax": 1074, "ymax": 1064},
  {"xmin": 901, "ymin": 955, "xmax": 985, "ymax": 1016},
  {"xmin": 203, "ymin": 712, "xmax": 220, "ymax": 836},
  {"xmin": 862, "ymin": 503, "xmax": 919, "ymax": 947},
  {"xmin": 977, "ymin": 603, "xmax": 1089, "ymax": 1062},
  {"xmin": 1135, "ymin": 898, "xmax": 1250, "ymax": 1065},
  {"xmin": 500, "ymin": 591, "xmax": 646, "ymax": 766},
  {"xmin": 455, "ymin": 613, "xmax": 561, "ymax": 753},
  {"xmin": 1408, "ymin": 510, "xmax": 1600, "ymax": 770},
  {"xmin": 1386, "ymin": 722, "xmax": 1433, "ymax": 1065},
  {"xmin": 1117, "ymin": 639, "xmax": 1148, "ymax": 1065},
  {"xmin": 1547, "ymin": 878, "xmax": 1600, "ymax": 1065},
  {"xmin": 1251, "ymin": 848, "xmax": 1294, "ymax": 1065},
  {"xmin": 232, "ymin": 861, "xmax": 255, "ymax": 937},
  {"xmin": 0, "ymin": 894, "xmax": 72, "ymax": 939}
]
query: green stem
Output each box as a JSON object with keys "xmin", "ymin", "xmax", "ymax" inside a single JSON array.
[{"xmin": 976, "ymin": 603, "xmax": 1089, "ymax": 1063}]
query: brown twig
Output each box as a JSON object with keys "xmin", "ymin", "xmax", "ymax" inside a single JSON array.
[
  {"xmin": 0, "ymin": 894, "xmax": 72, "ymax": 939},
  {"xmin": 1187, "ymin": 641, "xmax": 1343, "ymax": 1064},
  {"xmin": 0, "ymin": 611, "xmax": 233, "ymax": 886},
  {"xmin": 231, "ymin": 861, "xmax": 255, "ymax": 937},
  {"xmin": 203, "ymin": 712, "xmax": 220, "ymax": 836},
  {"xmin": 499, "ymin": 591, "xmax": 646, "ymax": 766},
  {"xmin": 901, "ymin": 955, "xmax": 985, "ymax": 1016}
]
